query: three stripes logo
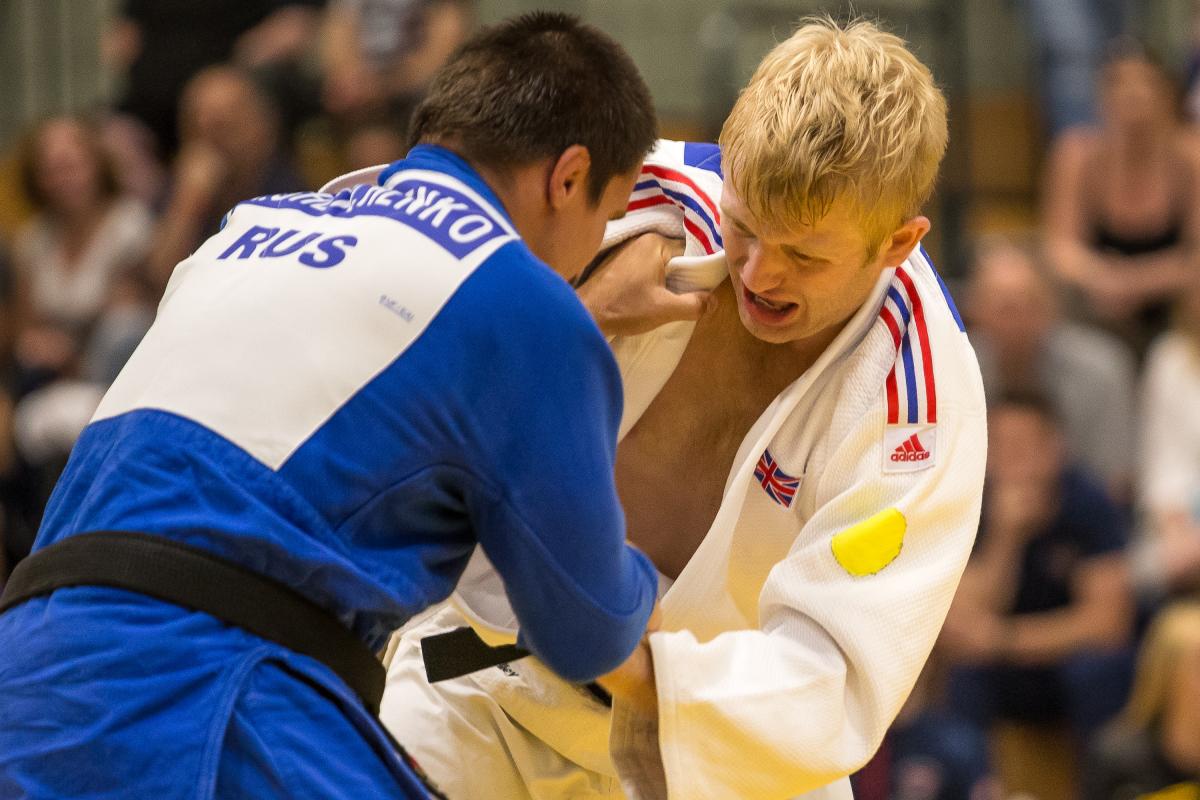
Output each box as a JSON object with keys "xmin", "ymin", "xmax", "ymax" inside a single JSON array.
[
  {"xmin": 890, "ymin": 434, "xmax": 931, "ymax": 463},
  {"xmin": 883, "ymin": 425, "xmax": 937, "ymax": 473}
]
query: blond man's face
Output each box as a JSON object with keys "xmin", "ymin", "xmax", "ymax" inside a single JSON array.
[{"xmin": 719, "ymin": 180, "xmax": 894, "ymax": 346}]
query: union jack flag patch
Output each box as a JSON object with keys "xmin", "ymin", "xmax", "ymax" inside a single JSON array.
[{"xmin": 754, "ymin": 449, "xmax": 800, "ymax": 508}]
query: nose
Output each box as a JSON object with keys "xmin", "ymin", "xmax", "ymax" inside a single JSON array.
[{"xmin": 738, "ymin": 244, "xmax": 787, "ymax": 294}]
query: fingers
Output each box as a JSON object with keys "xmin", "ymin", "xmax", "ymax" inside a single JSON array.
[{"xmin": 651, "ymin": 288, "xmax": 716, "ymax": 325}]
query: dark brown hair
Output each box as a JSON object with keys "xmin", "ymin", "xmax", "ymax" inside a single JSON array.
[
  {"xmin": 408, "ymin": 11, "xmax": 656, "ymax": 201},
  {"xmin": 18, "ymin": 115, "xmax": 120, "ymax": 211}
]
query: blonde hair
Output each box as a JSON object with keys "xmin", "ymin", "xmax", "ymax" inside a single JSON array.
[
  {"xmin": 1120, "ymin": 602, "xmax": 1200, "ymax": 730},
  {"xmin": 719, "ymin": 17, "xmax": 948, "ymax": 248}
]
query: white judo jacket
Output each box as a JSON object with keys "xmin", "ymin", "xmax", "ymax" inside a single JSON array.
[{"xmin": 380, "ymin": 141, "xmax": 988, "ymax": 800}]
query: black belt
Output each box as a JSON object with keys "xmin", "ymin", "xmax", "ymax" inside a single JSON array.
[
  {"xmin": 421, "ymin": 626, "xmax": 611, "ymax": 706},
  {"xmin": 0, "ymin": 531, "xmax": 386, "ymax": 715}
]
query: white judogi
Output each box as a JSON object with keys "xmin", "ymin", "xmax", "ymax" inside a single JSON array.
[{"xmin": 380, "ymin": 142, "xmax": 987, "ymax": 800}]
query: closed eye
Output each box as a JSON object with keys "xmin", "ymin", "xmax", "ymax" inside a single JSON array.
[{"xmin": 783, "ymin": 248, "xmax": 829, "ymax": 265}]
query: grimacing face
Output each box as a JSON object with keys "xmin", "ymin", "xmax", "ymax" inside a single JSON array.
[{"xmin": 720, "ymin": 180, "xmax": 895, "ymax": 346}]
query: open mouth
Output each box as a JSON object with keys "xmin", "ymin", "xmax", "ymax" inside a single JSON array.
[{"xmin": 742, "ymin": 287, "xmax": 798, "ymax": 324}]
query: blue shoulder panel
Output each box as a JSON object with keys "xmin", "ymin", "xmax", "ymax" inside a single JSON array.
[
  {"xmin": 920, "ymin": 244, "xmax": 966, "ymax": 332},
  {"xmin": 239, "ymin": 180, "xmax": 508, "ymax": 260},
  {"xmin": 683, "ymin": 142, "xmax": 723, "ymax": 179}
]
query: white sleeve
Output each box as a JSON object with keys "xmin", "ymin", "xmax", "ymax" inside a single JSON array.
[
  {"xmin": 1139, "ymin": 337, "xmax": 1200, "ymax": 515},
  {"xmin": 640, "ymin": 382, "xmax": 986, "ymax": 798}
]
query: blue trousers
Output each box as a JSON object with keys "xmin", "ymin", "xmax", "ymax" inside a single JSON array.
[
  {"xmin": 947, "ymin": 647, "xmax": 1135, "ymax": 744},
  {"xmin": 0, "ymin": 587, "xmax": 432, "ymax": 799}
]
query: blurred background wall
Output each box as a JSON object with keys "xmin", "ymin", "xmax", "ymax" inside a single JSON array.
[{"xmin": 1, "ymin": 0, "xmax": 1198, "ymax": 269}]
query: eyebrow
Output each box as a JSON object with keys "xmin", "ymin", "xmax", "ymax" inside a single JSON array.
[
  {"xmin": 783, "ymin": 246, "xmax": 831, "ymax": 264},
  {"xmin": 723, "ymin": 206, "xmax": 832, "ymax": 263},
  {"xmin": 720, "ymin": 207, "xmax": 752, "ymax": 232}
]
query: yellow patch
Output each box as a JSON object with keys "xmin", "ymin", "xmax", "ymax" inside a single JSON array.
[{"xmin": 831, "ymin": 508, "xmax": 906, "ymax": 576}]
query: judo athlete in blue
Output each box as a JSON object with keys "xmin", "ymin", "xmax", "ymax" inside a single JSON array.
[{"xmin": 0, "ymin": 13, "xmax": 666, "ymax": 799}]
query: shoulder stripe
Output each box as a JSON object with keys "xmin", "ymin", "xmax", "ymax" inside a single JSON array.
[
  {"xmin": 895, "ymin": 267, "xmax": 938, "ymax": 423},
  {"xmin": 630, "ymin": 165, "xmax": 723, "ymax": 254},
  {"xmin": 878, "ymin": 266, "xmax": 938, "ymax": 425}
]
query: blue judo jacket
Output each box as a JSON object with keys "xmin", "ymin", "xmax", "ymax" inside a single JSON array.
[{"xmin": 0, "ymin": 145, "xmax": 657, "ymax": 799}]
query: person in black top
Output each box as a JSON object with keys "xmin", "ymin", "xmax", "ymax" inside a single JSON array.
[{"xmin": 939, "ymin": 392, "xmax": 1136, "ymax": 748}]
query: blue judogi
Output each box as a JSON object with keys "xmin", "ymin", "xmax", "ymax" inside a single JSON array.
[{"xmin": 0, "ymin": 145, "xmax": 658, "ymax": 799}]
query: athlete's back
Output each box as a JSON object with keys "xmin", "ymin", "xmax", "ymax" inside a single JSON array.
[{"xmin": 0, "ymin": 14, "xmax": 662, "ymax": 799}]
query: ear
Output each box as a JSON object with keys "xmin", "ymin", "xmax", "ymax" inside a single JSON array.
[
  {"xmin": 546, "ymin": 145, "xmax": 592, "ymax": 211},
  {"xmin": 879, "ymin": 216, "xmax": 931, "ymax": 267}
]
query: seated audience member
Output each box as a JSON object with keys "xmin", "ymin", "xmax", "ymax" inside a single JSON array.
[
  {"xmin": 968, "ymin": 235, "xmax": 1137, "ymax": 501},
  {"xmin": 12, "ymin": 116, "xmax": 155, "ymax": 400},
  {"xmin": 1085, "ymin": 603, "xmax": 1200, "ymax": 799},
  {"xmin": 1022, "ymin": 0, "xmax": 1126, "ymax": 136},
  {"xmin": 343, "ymin": 118, "xmax": 407, "ymax": 172},
  {"xmin": 13, "ymin": 116, "xmax": 154, "ymax": 338},
  {"xmin": 941, "ymin": 392, "xmax": 1135, "ymax": 751},
  {"xmin": 321, "ymin": 0, "xmax": 475, "ymax": 122},
  {"xmin": 1044, "ymin": 42, "xmax": 1200, "ymax": 358},
  {"xmin": 854, "ymin": 659, "xmax": 999, "ymax": 800},
  {"xmin": 1136, "ymin": 277, "xmax": 1200, "ymax": 599},
  {"xmin": 104, "ymin": 0, "xmax": 325, "ymax": 156},
  {"xmin": 146, "ymin": 65, "xmax": 303, "ymax": 289}
]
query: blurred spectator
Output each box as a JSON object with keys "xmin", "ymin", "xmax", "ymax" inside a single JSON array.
[
  {"xmin": 12, "ymin": 116, "xmax": 154, "ymax": 352},
  {"xmin": 941, "ymin": 392, "xmax": 1134, "ymax": 752},
  {"xmin": 105, "ymin": 0, "xmax": 325, "ymax": 157},
  {"xmin": 1084, "ymin": 602, "xmax": 1200, "ymax": 798},
  {"xmin": 1044, "ymin": 42, "xmax": 1200, "ymax": 359},
  {"xmin": 146, "ymin": 65, "xmax": 303, "ymax": 289},
  {"xmin": 343, "ymin": 118, "xmax": 407, "ymax": 171},
  {"xmin": 1134, "ymin": 277, "xmax": 1200, "ymax": 600},
  {"xmin": 854, "ymin": 661, "xmax": 999, "ymax": 800},
  {"xmin": 0, "ymin": 244, "xmax": 13, "ymax": 582},
  {"xmin": 968, "ymin": 236, "xmax": 1136, "ymax": 502},
  {"xmin": 1185, "ymin": 3, "xmax": 1200, "ymax": 124},
  {"xmin": 1021, "ymin": 0, "xmax": 1128, "ymax": 135},
  {"xmin": 1, "ymin": 371, "xmax": 104, "ymax": 577},
  {"xmin": 4, "ymin": 116, "xmax": 162, "ymax": 572},
  {"xmin": 321, "ymin": 0, "xmax": 475, "ymax": 122},
  {"xmin": 97, "ymin": 114, "xmax": 168, "ymax": 208},
  {"xmin": 0, "ymin": 241, "xmax": 15, "ymax": 372}
]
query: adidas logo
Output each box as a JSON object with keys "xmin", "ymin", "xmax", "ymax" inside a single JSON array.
[{"xmin": 890, "ymin": 434, "xmax": 930, "ymax": 463}]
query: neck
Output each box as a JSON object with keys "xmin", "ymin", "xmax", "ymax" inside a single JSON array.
[
  {"xmin": 1113, "ymin": 123, "xmax": 1169, "ymax": 159},
  {"xmin": 474, "ymin": 158, "xmax": 552, "ymax": 259},
  {"xmin": 782, "ymin": 317, "xmax": 845, "ymax": 374}
]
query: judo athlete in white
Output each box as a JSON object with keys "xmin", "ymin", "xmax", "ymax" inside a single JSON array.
[
  {"xmin": 0, "ymin": 14, "xmax": 683, "ymax": 799},
  {"xmin": 381, "ymin": 19, "xmax": 988, "ymax": 800}
]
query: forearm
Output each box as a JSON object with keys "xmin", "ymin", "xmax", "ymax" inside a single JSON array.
[
  {"xmin": 1118, "ymin": 248, "xmax": 1197, "ymax": 299},
  {"xmin": 146, "ymin": 197, "xmax": 212, "ymax": 289},
  {"xmin": 1046, "ymin": 236, "xmax": 1105, "ymax": 289},
  {"xmin": 320, "ymin": 6, "xmax": 364, "ymax": 74},
  {"xmin": 964, "ymin": 536, "xmax": 1025, "ymax": 613},
  {"xmin": 1005, "ymin": 604, "xmax": 1129, "ymax": 666}
]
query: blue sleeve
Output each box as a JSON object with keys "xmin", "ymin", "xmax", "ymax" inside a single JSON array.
[{"xmin": 459, "ymin": 251, "xmax": 658, "ymax": 683}]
